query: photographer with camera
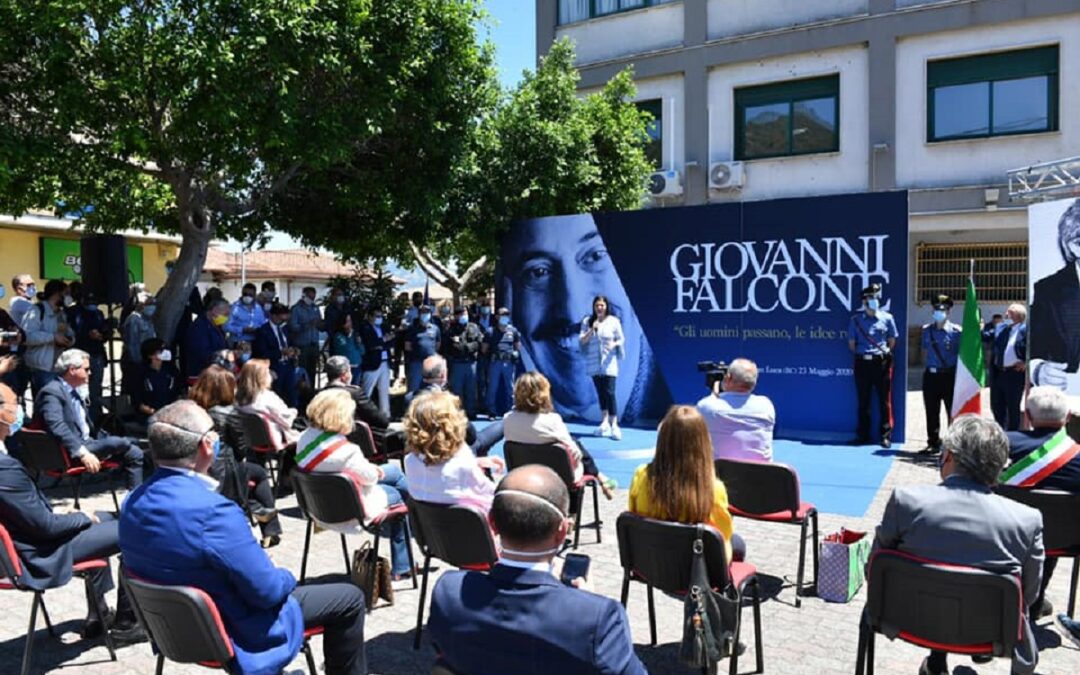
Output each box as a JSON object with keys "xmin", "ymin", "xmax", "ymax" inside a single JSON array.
[{"xmin": 695, "ymin": 358, "xmax": 775, "ymax": 462}]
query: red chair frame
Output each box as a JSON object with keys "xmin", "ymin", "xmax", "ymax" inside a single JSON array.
[{"xmin": 17, "ymin": 428, "xmax": 121, "ymax": 511}]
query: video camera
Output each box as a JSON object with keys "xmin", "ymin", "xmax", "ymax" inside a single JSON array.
[{"xmin": 697, "ymin": 360, "xmax": 729, "ymax": 390}]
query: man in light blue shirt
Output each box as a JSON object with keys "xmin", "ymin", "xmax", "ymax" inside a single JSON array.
[
  {"xmin": 696, "ymin": 358, "xmax": 775, "ymax": 462},
  {"xmin": 225, "ymin": 283, "xmax": 267, "ymax": 346}
]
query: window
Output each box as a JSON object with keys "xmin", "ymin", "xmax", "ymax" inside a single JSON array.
[
  {"xmin": 734, "ymin": 75, "xmax": 840, "ymax": 160},
  {"xmin": 915, "ymin": 242, "xmax": 1028, "ymax": 304},
  {"xmin": 558, "ymin": 0, "xmax": 676, "ymax": 25},
  {"xmin": 927, "ymin": 45, "xmax": 1058, "ymax": 142},
  {"xmin": 636, "ymin": 99, "xmax": 663, "ymax": 169}
]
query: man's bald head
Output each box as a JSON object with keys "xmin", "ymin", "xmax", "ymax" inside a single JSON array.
[
  {"xmin": 491, "ymin": 465, "xmax": 570, "ymax": 548},
  {"xmin": 422, "ymin": 354, "xmax": 447, "ymax": 383}
]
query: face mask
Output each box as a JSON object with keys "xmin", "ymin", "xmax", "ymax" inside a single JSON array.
[
  {"xmin": 212, "ymin": 314, "xmax": 229, "ymax": 326},
  {"xmin": 240, "ymin": 352, "xmax": 252, "ymax": 363},
  {"xmin": 420, "ymin": 313, "xmax": 431, "ymax": 324},
  {"xmin": 76, "ymin": 384, "xmax": 90, "ymax": 399},
  {"xmin": 25, "ymin": 285, "xmax": 36, "ymax": 298},
  {"xmin": 63, "ymin": 294, "xmax": 74, "ymax": 307},
  {"xmin": 866, "ymin": 298, "xmax": 880, "ymax": 311},
  {"xmin": 441, "ymin": 309, "xmax": 450, "ymax": 317},
  {"xmin": 262, "ymin": 303, "xmax": 272, "ymax": 313},
  {"xmin": 374, "ymin": 317, "xmax": 384, "ymax": 326},
  {"xmin": 0, "ymin": 287, "xmax": 6, "ymax": 301},
  {"xmin": 480, "ymin": 307, "xmax": 491, "ymax": 316},
  {"xmin": 334, "ymin": 296, "xmax": 345, "ymax": 305},
  {"xmin": 1003, "ymin": 318, "xmax": 1014, "ymax": 327},
  {"xmin": 143, "ymin": 305, "xmax": 157, "ymax": 317},
  {"xmin": 499, "ymin": 316, "xmax": 510, "ymax": 327},
  {"xmin": 6, "ymin": 406, "xmax": 25, "ymax": 435},
  {"xmin": 303, "ymin": 296, "xmax": 314, "ymax": 305},
  {"xmin": 242, "ymin": 296, "xmax": 254, "ymax": 305},
  {"xmin": 932, "ymin": 310, "xmax": 946, "ymax": 323},
  {"xmin": 86, "ymin": 304, "xmax": 98, "ymax": 312},
  {"xmin": 458, "ymin": 315, "xmax": 468, "ymax": 325},
  {"xmin": 405, "ymin": 308, "xmax": 418, "ymax": 321},
  {"xmin": 159, "ymin": 349, "xmax": 173, "ymax": 362},
  {"xmin": 212, "ymin": 437, "xmax": 222, "ymax": 459}
]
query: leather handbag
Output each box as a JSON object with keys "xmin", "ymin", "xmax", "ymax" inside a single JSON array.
[
  {"xmin": 679, "ymin": 526, "xmax": 738, "ymax": 669},
  {"xmin": 351, "ymin": 541, "xmax": 394, "ymax": 610}
]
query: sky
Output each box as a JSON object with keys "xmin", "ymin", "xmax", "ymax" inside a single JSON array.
[{"xmin": 224, "ymin": 1, "xmax": 536, "ymax": 270}]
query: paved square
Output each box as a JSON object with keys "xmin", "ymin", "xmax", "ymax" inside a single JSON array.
[{"xmin": 2, "ymin": 389, "xmax": 1078, "ymax": 674}]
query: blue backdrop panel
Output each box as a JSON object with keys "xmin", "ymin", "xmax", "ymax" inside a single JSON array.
[{"xmin": 498, "ymin": 191, "xmax": 908, "ymax": 442}]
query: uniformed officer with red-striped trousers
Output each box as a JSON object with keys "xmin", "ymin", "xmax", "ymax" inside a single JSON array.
[
  {"xmin": 847, "ymin": 283, "xmax": 899, "ymax": 448},
  {"xmin": 919, "ymin": 294, "xmax": 961, "ymax": 455}
]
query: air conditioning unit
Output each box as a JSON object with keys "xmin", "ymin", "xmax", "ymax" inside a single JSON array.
[
  {"xmin": 648, "ymin": 169, "xmax": 683, "ymax": 198},
  {"xmin": 708, "ymin": 161, "xmax": 745, "ymax": 190}
]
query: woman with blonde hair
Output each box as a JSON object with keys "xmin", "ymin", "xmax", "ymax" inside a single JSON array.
[
  {"xmin": 502, "ymin": 371, "xmax": 618, "ymax": 499},
  {"xmin": 295, "ymin": 388, "xmax": 414, "ymax": 580},
  {"xmin": 403, "ymin": 391, "xmax": 503, "ymax": 512},
  {"xmin": 236, "ymin": 358, "xmax": 300, "ymax": 448},
  {"xmin": 629, "ymin": 405, "xmax": 744, "ymax": 562}
]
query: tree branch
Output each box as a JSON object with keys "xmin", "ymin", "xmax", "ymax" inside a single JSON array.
[
  {"xmin": 212, "ymin": 161, "xmax": 303, "ymax": 217},
  {"xmin": 68, "ymin": 132, "xmax": 163, "ymax": 176},
  {"xmin": 408, "ymin": 240, "xmax": 456, "ymax": 281},
  {"xmin": 458, "ymin": 255, "xmax": 488, "ymax": 286}
]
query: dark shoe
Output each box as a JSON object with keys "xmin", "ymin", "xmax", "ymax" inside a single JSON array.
[
  {"xmin": 918, "ymin": 656, "xmax": 948, "ymax": 675},
  {"xmin": 251, "ymin": 506, "xmax": 278, "ymax": 524},
  {"xmin": 1033, "ymin": 598, "xmax": 1054, "ymax": 619},
  {"xmin": 109, "ymin": 622, "xmax": 149, "ymax": 645},
  {"xmin": 80, "ymin": 609, "xmax": 115, "ymax": 639},
  {"xmin": 917, "ymin": 445, "xmax": 940, "ymax": 456},
  {"xmin": 261, "ymin": 534, "xmax": 281, "ymax": 549},
  {"xmin": 1058, "ymin": 613, "xmax": 1080, "ymax": 647},
  {"xmin": 971, "ymin": 654, "xmax": 993, "ymax": 664}
]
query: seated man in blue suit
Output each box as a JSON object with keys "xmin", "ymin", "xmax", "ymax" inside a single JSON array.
[
  {"xmin": 119, "ymin": 400, "xmax": 367, "ymax": 675},
  {"xmin": 429, "ymin": 464, "xmax": 646, "ymax": 675},
  {"xmin": 183, "ymin": 298, "xmax": 230, "ymax": 380},
  {"xmin": 252, "ymin": 303, "xmax": 301, "ymax": 408},
  {"xmin": 0, "ymin": 383, "xmax": 144, "ymax": 642},
  {"xmin": 34, "ymin": 349, "xmax": 144, "ymax": 489}
]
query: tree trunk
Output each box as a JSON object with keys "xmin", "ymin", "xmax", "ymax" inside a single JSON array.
[{"xmin": 154, "ymin": 182, "xmax": 214, "ymax": 344}]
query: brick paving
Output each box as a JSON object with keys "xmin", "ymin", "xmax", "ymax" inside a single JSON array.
[{"xmin": 2, "ymin": 386, "xmax": 1079, "ymax": 674}]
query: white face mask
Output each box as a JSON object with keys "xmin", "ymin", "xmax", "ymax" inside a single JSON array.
[
  {"xmin": 492, "ymin": 489, "xmax": 567, "ymax": 559},
  {"xmin": 159, "ymin": 349, "xmax": 173, "ymax": 362}
]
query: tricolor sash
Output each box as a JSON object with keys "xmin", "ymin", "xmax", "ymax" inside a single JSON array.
[
  {"xmin": 999, "ymin": 428, "xmax": 1080, "ymax": 487},
  {"xmin": 296, "ymin": 431, "xmax": 349, "ymax": 472}
]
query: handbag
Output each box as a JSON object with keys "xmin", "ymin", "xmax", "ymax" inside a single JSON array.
[
  {"xmin": 818, "ymin": 528, "xmax": 872, "ymax": 603},
  {"xmin": 351, "ymin": 540, "xmax": 394, "ymax": 610},
  {"xmin": 679, "ymin": 526, "xmax": 739, "ymax": 669}
]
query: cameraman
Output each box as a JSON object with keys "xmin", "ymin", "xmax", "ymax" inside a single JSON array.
[{"xmin": 695, "ymin": 358, "xmax": 775, "ymax": 462}]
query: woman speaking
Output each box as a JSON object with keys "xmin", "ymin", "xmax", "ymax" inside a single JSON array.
[{"xmin": 579, "ymin": 295, "xmax": 624, "ymax": 439}]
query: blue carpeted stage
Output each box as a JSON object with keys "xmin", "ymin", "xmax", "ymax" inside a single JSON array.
[{"xmin": 482, "ymin": 421, "xmax": 895, "ymax": 518}]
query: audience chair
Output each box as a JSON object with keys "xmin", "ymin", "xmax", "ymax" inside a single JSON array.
[
  {"xmin": 504, "ymin": 440, "xmax": 601, "ymax": 549},
  {"xmin": 238, "ymin": 412, "xmax": 284, "ymax": 486},
  {"xmin": 17, "ymin": 428, "xmax": 121, "ymax": 511},
  {"xmin": 615, "ymin": 512, "xmax": 763, "ymax": 675},
  {"xmin": 407, "ymin": 497, "xmax": 499, "ymax": 650},
  {"xmin": 994, "ymin": 485, "xmax": 1080, "ymax": 617},
  {"xmin": 855, "ymin": 549, "xmax": 1024, "ymax": 675},
  {"xmin": 291, "ymin": 471, "xmax": 417, "ymax": 592},
  {"xmin": 350, "ymin": 419, "xmax": 405, "ymax": 468},
  {"xmin": 714, "ymin": 458, "xmax": 818, "ymax": 607},
  {"xmin": 123, "ymin": 572, "xmax": 322, "ymax": 674},
  {"xmin": 0, "ymin": 522, "xmax": 117, "ymax": 675}
]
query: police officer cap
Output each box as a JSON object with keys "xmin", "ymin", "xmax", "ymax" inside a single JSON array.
[
  {"xmin": 860, "ymin": 283, "xmax": 882, "ymax": 299},
  {"xmin": 932, "ymin": 294, "xmax": 954, "ymax": 311}
]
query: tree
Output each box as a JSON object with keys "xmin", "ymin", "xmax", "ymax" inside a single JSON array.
[
  {"xmin": 0, "ymin": 0, "xmax": 495, "ymax": 342},
  {"xmin": 406, "ymin": 37, "xmax": 653, "ymax": 305}
]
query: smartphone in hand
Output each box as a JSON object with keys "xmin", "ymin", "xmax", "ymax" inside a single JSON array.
[{"xmin": 560, "ymin": 552, "xmax": 591, "ymax": 586}]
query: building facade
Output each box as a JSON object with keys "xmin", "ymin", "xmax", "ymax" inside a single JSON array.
[{"xmin": 539, "ymin": 0, "xmax": 1080, "ymax": 350}]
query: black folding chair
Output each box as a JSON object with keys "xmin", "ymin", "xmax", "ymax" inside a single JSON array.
[
  {"xmin": 856, "ymin": 549, "xmax": 1024, "ymax": 675},
  {"xmin": 291, "ymin": 470, "xmax": 416, "ymax": 592},
  {"xmin": 407, "ymin": 497, "xmax": 498, "ymax": 649},
  {"xmin": 124, "ymin": 572, "xmax": 322, "ymax": 674},
  {"xmin": 504, "ymin": 440, "xmax": 601, "ymax": 549},
  {"xmin": 238, "ymin": 412, "xmax": 283, "ymax": 486},
  {"xmin": 17, "ymin": 428, "xmax": 120, "ymax": 511},
  {"xmin": 715, "ymin": 458, "xmax": 818, "ymax": 607},
  {"xmin": 0, "ymin": 522, "xmax": 116, "ymax": 675},
  {"xmin": 994, "ymin": 485, "xmax": 1080, "ymax": 617},
  {"xmin": 350, "ymin": 419, "xmax": 405, "ymax": 468},
  {"xmin": 616, "ymin": 512, "xmax": 764, "ymax": 675}
]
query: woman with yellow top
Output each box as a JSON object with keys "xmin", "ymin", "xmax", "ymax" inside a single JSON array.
[{"xmin": 628, "ymin": 405, "xmax": 745, "ymax": 562}]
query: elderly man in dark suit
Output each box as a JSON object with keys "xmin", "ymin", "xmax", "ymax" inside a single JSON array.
[
  {"xmin": 1030, "ymin": 199, "xmax": 1080, "ymax": 393},
  {"xmin": 0, "ymin": 383, "xmax": 143, "ymax": 642},
  {"xmin": 870, "ymin": 415, "xmax": 1044, "ymax": 675},
  {"xmin": 34, "ymin": 349, "xmax": 144, "ymax": 489},
  {"xmin": 252, "ymin": 302, "xmax": 301, "ymax": 407},
  {"xmin": 990, "ymin": 304, "xmax": 1028, "ymax": 431},
  {"xmin": 320, "ymin": 355, "xmax": 402, "ymax": 455},
  {"xmin": 429, "ymin": 464, "xmax": 646, "ymax": 675}
]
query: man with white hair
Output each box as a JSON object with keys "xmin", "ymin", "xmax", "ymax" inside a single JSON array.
[
  {"xmin": 695, "ymin": 357, "xmax": 775, "ymax": 461},
  {"xmin": 990, "ymin": 303, "xmax": 1028, "ymax": 430},
  {"xmin": 33, "ymin": 349, "xmax": 145, "ymax": 488},
  {"xmin": 1003, "ymin": 386, "xmax": 1080, "ymax": 621}
]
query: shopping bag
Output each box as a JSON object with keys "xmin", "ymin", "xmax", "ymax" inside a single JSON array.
[{"xmin": 817, "ymin": 528, "xmax": 872, "ymax": 603}]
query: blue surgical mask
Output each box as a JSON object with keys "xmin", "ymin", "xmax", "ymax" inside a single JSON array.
[
  {"xmin": 143, "ymin": 305, "xmax": 157, "ymax": 317},
  {"xmin": 86, "ymin": 304, "xmax": 98, "ymax": 313},
  {"xmin": 240, "ymin": 352, "xmax": 252, "ymax": 363},
  {"xmin": 480, "ymin": 307, "xmax": 491, "ymax": 316},
  {"xmin": 0, "ymin": 286, "xmax": 5, "ymax": 301},
  {"xmin": 420, "ymin": 313, "xmax": 431, "ymax": 324},
  {"xmin": 932, "ymin": 310, "xmax": 946, "ymax": 323},
  {"xmin": 374, "ymin": 316, "xmax": 384, "ymax": 327},
  {"xmin": 866, "ymin": 298, "xmax": 880, "ymax": 311},
  {"xmin": 499, "ymin": 316, "xmax": 510, "ymax": 327},
  {"xmin": 8, "ymin": 406, "xmax": 25, "ymax": 435},
  {"xmin": 458, "ymin": 315, "xmax": 468, "ymax": 325},
  {"xmin": 25, "ymin": 284, "xmax": 36, "ymax": 298},
  {"xmin": 1002, "ymin": 318, "xmax": 1014, "ymax": 327},
  {"xmin": 212, "ymin": 437, "xmax": 222, "ymax": 459}
]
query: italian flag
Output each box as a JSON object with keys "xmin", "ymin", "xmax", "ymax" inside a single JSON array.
[{"xmin": 951, "ymin": 277, "xmax": 986, "ymax": 418}]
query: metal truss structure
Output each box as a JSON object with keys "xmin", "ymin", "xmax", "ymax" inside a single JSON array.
[{"xmin": 1008, "ymin": 155, "xmax": 1080, "ymax": 202}]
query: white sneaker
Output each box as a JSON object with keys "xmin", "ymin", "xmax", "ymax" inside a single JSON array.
[
  {"xmin": 611, "ymin": 424, "xmax": 622, "ymax": 441},
  {"xmin": 598, "ymin": 421, "xmax": 611, "ymax": 437}
]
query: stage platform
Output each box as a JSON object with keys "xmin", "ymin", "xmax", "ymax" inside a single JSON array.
[{"xmin": 481, "ymin": 421, "xmax": 895, "ymax": 518}]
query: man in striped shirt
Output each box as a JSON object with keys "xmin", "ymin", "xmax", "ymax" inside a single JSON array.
[{"xmin": 1004, "ymin": 386, "xmax": 1080, "ymax": 623}]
